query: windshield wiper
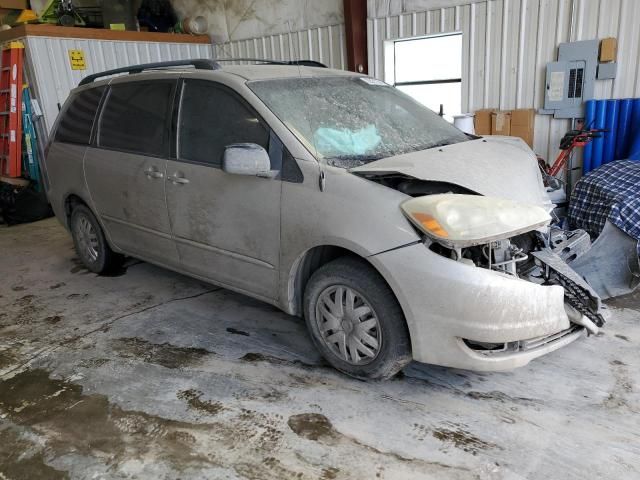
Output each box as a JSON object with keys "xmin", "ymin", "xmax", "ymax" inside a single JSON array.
[
  {"xmin": 409, "ymin": 136, "xmax": 467, "ymax": 152},
  {"xmin": 427, "ymin": 140, "xmax": 453, "ymax": 149},
  {"xmin": 327, "ymin": 154, "xmax": 387, "ymax": 167}
]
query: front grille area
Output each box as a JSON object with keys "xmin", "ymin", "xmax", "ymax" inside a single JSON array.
[
  {"xmin": 463, "ymin": 325, "xmax": 583, "ymax": 356},
  {"xmin": 550, "ymin": 270, "xmax": 606, "ymax": 327},
  {"xmin": 531, "ymin": 248, "xmax": 605, "ymax": 327}
]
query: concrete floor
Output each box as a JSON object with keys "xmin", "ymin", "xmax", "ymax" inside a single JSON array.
[{"xmin": 1, "ymin": 218, "xmax": 639, "ymax": 480}]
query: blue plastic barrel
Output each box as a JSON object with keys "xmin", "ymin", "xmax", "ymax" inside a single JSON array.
[
  {"xmin": 591, "ymin": 100, "xmax": 607, "ymax": 170},
  {"xmin": 603, "ymin": 99, "xmax": 619, "ymax": 164},
  {"xmin": 616, "ymin": 99, "xmax": 634, "ymax": 159},
  {"xmin": 630, "ymin": 98, "xmax": 640, "ymax": 161},
  {"xmin": 583, "ymin": 99, "xmax": 597, "ymax": 174}
]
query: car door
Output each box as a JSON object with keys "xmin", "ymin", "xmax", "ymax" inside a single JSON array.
[
  {"xmin": 165, "ymin": 78, "xmax": 281, "ymax": 300},
  {"xmin": 84, "ymin": 78, "xmax": 180, "ymax": 268}
]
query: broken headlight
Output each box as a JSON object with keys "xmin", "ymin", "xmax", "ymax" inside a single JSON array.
[{"xmin": 401, "ymin": 194, "xmax": 551, "ymax": 248}]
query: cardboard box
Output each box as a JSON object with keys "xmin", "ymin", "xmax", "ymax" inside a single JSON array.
[
  {"xmin": 600, "ymin": 37, "xmax": 617, "ymax": 62},
  {"xmin": 491, "ymin": 111, "xmax": 511, "ymax": 136},
  {"xmin": 474, "ymin": 109, "xmax": 494, "ymax": 135},
  {"xmin": 0, "ymin": 1, "xmax": 28, "ymax": 9},
  {"xmin": 510, "ymin": 108, "xmax": 536, "ymax": 147}
]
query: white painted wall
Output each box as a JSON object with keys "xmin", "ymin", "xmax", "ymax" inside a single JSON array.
[
  {"xmin": 367, "ymin": 0, "xmax": 640, "ymax": 182},
  {"xmin": 171, "ymin": 0, "xmax": 343, "ymax": 43},
  {"xmin": 171, "ymin": 0, "xmax": 348, "ymax": 69}
]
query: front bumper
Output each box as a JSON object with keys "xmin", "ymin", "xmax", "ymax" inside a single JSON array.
[{"xmin": 370, "ymin": 243, "xmax": 586, "ymax": 371}]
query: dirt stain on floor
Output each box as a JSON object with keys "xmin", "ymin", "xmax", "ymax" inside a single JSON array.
[
  {"xmin": 44, "ymin": 315, "xmax": 63, "ymax": 325},
  {"xmin": 0, "ymin": 348, "xmax": 18, "ymax": 370},
  {"xmin": 603, "ymin": 360, "xmax": 634, "ymax": 409},
  {"xmin": 288, "ymin": 413, "xmax": 338, "ymax": 441},
  {"xmin": 77, "ymin": 358, "xmax": 110, "ymax": 368},
  {"xmin": 112, "ymin": 338, "xmax": 212, "ymax": 369},
  {"xmin": 233, "ymin": 455, "xmax": 306, "ymax": 480},
  {"xmin": 240, "ymin": 352, "xmax": 318, "ymax": 369},
  {"xmin": 0, "ymin": 426, "xmax": 69, "ymax": 480},
  {"xmin": 226, "ymin": 327, "xmax": 250, "ymax": 336},
  {"xmin": 320, "ymin": 467, "xmax": 340, "ymax": 479},
  {"xmin": 465, "ymin": 390, "xmax": 540, "ymax": 406},
  {"xmin": 0, "ymin": 369, "xmax": 213, "ymax": 475},
  {"xmin": 177, "ymin": 389, "xmax": 226, "ymax": 416},
  {"xmin": 288, "ymin": 413, "xmax": 463, "ymax": 472},
  {"xmin": 6, "ymin": 294, "xmax": 44, "ymax": 326},
  {"xmin": 432, "ymin": 422, "xmax": 498, "ymax": 456},
  {"xmin": 0, "ymin": 369, "xmax": 319, "ymax": 479}
]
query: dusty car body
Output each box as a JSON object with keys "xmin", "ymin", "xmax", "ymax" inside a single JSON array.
[{"xmin": 43, "ymin": 61, "xmax": 605, "ymax": 379}]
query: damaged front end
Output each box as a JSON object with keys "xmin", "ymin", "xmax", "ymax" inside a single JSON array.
[
  {"xmin": 401, "ymin": 193, "xmax": 606, "ymax": 341},
  {"xmin": 433, "ymin": 232, "xmax": 606, "ymax": 335}
]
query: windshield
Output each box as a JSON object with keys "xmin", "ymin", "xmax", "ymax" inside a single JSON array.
[{"xmin": 249, "ymin": 76, "xmax": 470, "ymax": 167}]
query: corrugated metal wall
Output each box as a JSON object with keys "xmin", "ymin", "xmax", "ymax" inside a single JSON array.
[
  {"xmin": 24, "ymin": 36, "xmax": 214, "ymax": 133},
  {"xmin": 212, "ymin": 23, "xmax": 347, "ymax": 70},
  {"xmin": 367, "ymin": 0, "xmax": 640, "ymax": 178},
  {"xmin": 24, "ymin": 25, "xmax": 347, "ymax": 136}
]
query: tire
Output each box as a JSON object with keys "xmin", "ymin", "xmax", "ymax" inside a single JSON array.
[
  {"xmin": 70, "ymin": 205, "xmax": 123, "ymax": 274},
  {"xmin": 303, "ymin": 256, "xmax": 412, "ymax": 380}
]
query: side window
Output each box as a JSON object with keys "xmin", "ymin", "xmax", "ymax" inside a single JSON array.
[
  {"xmin": 99, "ymin": 81, "xmax": 175, "ymax": 157},
  {"xmin": 178, "ymin": 79, "xmax": 269, "ymax": 167},
  {"xmin": 55, "ymin": 86, "xmax": 106, "ymax": 145}
]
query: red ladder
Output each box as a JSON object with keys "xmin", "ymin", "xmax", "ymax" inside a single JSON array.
[{"xmin": 0, "ymin": 41, "xmax": 24, "ymax": 178}]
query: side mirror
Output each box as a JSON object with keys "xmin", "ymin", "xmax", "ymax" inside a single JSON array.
[{"xmin": 222, "ymin": 143, "xmax": 273, "ymax": 177}]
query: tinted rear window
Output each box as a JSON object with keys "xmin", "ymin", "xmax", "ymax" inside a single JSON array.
[
  {"xmin": 55, "ymin": 86, "xmax": 105, "ymax": 145},
  {"xmin": 99, "ymin": 81, "xmax": 175, "ymax": 157}
]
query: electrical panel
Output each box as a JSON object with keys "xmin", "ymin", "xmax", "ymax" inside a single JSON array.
[{"xmin": 542, "ymin": 39, "xmax": 599, "ymax": 119}]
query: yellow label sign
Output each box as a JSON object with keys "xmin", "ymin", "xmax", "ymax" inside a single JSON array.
[{"xmin": 69, "ymin": 49, "xmax": 86, "ymax": 70}]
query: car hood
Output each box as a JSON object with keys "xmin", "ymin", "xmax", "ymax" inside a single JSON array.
[{"xmin": 350, "ymin": 136, "xmax": 553, "ymax": 210}]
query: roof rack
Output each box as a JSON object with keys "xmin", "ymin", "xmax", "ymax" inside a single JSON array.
[
  {"xmin": 215, "ymin": 58, "xmax": 328, "ymax": 68},
  {"xmin": 78, "ymin": 59, "xmax": 221, "ymax": 86}
]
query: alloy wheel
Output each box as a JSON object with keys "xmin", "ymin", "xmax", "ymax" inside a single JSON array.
[{"xmin": 76, "ymin": 215, "xmax": 99, "ymax": 263}]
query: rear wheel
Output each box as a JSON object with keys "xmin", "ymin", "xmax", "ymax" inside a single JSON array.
[
  {"xmin": 303, "ymin": 257, "xmax": 412, "ymax": 380},
  {"xmin": 70, "ymin": 205, "xmax": 123, "ymax": 274}
]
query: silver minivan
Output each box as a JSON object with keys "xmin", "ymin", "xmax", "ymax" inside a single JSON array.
[{"xmin": 44, "ymin": 59, "xmax": 605, "ymax": 379}]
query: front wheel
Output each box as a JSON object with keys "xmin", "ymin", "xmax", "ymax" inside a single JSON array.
[
  {"xmin": 303, "ymin": 257, "xmax": 412, "ymax": 380},
  {"xmin": 70, "ymin": 205, "xmax": 123, "ymax": 274}
]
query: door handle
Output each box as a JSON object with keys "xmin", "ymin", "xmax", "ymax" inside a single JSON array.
[
  {"xmin": 144, "ymin": 167, "xmax": 164, "ymax": 179},
  {"xmin": 168, "ymin": 174, "xmax": 190, "ymax": 185}
]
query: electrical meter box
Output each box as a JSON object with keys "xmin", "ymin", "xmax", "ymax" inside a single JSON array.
[{"xmin": 542, "ymin": 39, "xmax": 599, "ymax": 119}]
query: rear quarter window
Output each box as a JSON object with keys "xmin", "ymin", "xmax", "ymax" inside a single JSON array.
[
  {"xmin": 55, "ymin": 86, "xmax": 106, "ymax": 145},
  {"xmin": 98, "ymin": 80, "xmax": 175, "ymax": 157}
]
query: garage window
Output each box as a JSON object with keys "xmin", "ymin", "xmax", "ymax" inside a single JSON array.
[
  {"xmin": 178, "ymin": 80, "xmax": 269, "ymax": 167},
  {"xmin": 98, "ymin": 80, "xmax": 175, "ymax": 157},
  {"xmin": 387, "ymin": 33, "xmax": 462, "ymax": 121},
  {"xmin": 55, "ymin": 86, "xmax": 106, "ymax": 145}
]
